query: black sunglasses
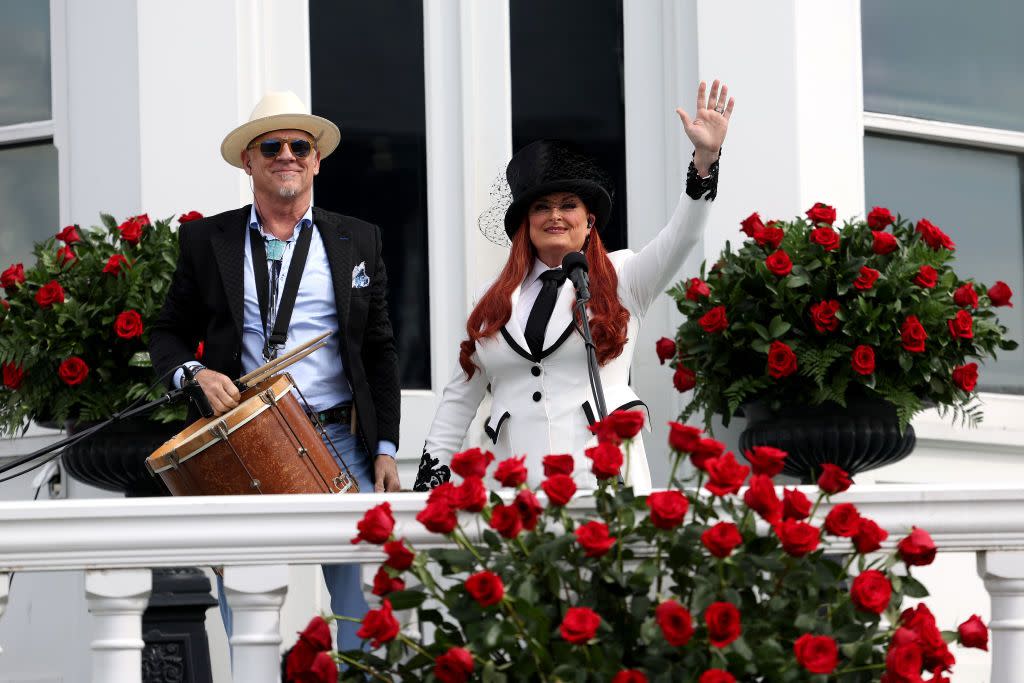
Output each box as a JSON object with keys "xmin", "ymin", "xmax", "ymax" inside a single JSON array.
[{"xmin": 248, "ymin": 137, "xmax": 316, "ymax": 159}]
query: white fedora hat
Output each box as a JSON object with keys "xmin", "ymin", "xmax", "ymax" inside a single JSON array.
[{"xmin": 220, "ymin": 91, "xmax": 341, "ymax": 168}]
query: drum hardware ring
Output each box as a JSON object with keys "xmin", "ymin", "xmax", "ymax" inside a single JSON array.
[
  {"xmin": 333, "ymin": 475, "xmax": 354, "ymax": 493},
  {"xmin": 298, "ymin": 447, "xmax": 309, "ymax": 458},
  {"xmin": 212, "ymin": 420, "xmax": 229, "ymax": 441},
  {"xmin": 258, "ymin": 388, "xmax": 277, "ymax": 406},
  {"xmin": 250, "ymin": 479, "xmax": 261, "ymax": 489},
  {"xmin": 292, "ymin": 381, "xmax": 359, "ymax": 493}
]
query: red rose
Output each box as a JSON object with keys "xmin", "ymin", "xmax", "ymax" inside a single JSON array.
[
  {"xmin": 114, "ymin": 309, "xmax": 144, "ymax": 340},
  {"xmin": 585, "ymin": 442, "xmax": 623, "ymax": 480},
  {"xmin": 809, "ymin": 226, "xmax": 840, "ymax": 251},
  {"xmin": 655, "ymin": 336, "xmax": 676, "ymax": 364},
  {"xmin": 853, "ymin": 517, "xmax": 888, "ymax": 554},
  {"xmin": 668, "ymin": 422, "xmax": 703, "ymax": 453},
  {"xmin": 416, "ymin": 500, "xmax": 458, "ymax": 534},
  {"xmin": 178, "ymin": 210, "xmax": 203, "ymax": 223},
  {"xmin": 428, "ymin": 483, "xmax": 457, "ymax": 507},
  {"xmin": 794, "ymin": 634, "xmax": 838, "ymax": 674},
  {"xmin": 853, "ymin": 266, "xmax": 880, "ymax": 290},
  {"xmin": 515, "ymin": 489, "xmax": 543, "ymax": 531},
  {"xmin": 898, "ymin": 527, "xmax": 937, "ymax": 566},
  {"xmin": 493, "ymin": 455, "xmax": 527, "ymax": 487},
  {"xmin": 307, "ymin": 652, "xmax": 337, "ymax": 683},
  {"xmin": 704, "ymin": 452, "xmax": 750, "ymax": 496},
  {"xmin": 743, "ymin": 474, "xmax": 782, "ymax": 523},
  {"xmin": 957, "ymin": 615, "xmax": 988, "ymax": 651},
  {"xmin": 194, "ymin": 341, "xmax": 204, "ymax": 360},
  {"xmin": 867, "ymin": 207, "xmax": 895, "ymax": 230},
  {"xmin": 541, "ymin": 474, "xmax": 577, "ymax": 506},
  {"xmin": 782, "ymin": 488, "xmax": 811, "ymax": 520},
  {"xmin": 809, "ymin": 300, "xmax": 840, "ymax": 333},
  {"xmin": 767, "ymin": 340, "xmax": 798, "ymax": 378},
  {"xmin": 702, "ymin": 521, "xmax": 743, "ymax": 558},
  {"xmin": 740, "ymin": 212, "xmax": 765, "ymax": 238},
  {"xmin": 851, "ymin": 345, "xmax": 875, "ymax": 375},
  {"xmin": 989, "ymin": 280, "xmax": 1014, "ymax": 307},
  {"xmin": 602, "ymin": 409, "xmax": 645, "ymax": 439},
  {"xmin": 824, "ymin": 502, "xmax": 861, "ymax": 537},
  {"xmin": 818, "ymin": 463, "xmax": 852, "ymax": 493},
  {"xmin": 704, "ymin": 602, "xmax": 742, "ymax": 647},
  {"xmin": 884, "ymin": 643, "xmax": 923, "ymax": 681},
  {"xmin": 465, "ymin": 570, "xmax": 504, "ymax": 607},
  {"xmin": 297, "ymin": 615, "xmax": 332, "ymax": 651},
  {"xmin": 355, "ymin": 599, "xmax": 400, "ymax": 648},
  {"xmin": 952, "ymin": 283, "xmax": 978, "ymax": 308},
  {"xmin": 900, "ymin": 315, "xmax": 927, "ymax": 353},
  {"xmin": 699, "ymin": 305, "xmax": 729, "ymax": 334},
  {"xmin": 774, "ymin": 519, "xmax": 820, "ymax": 556},
  {"xmin": 489, "ymin": 503, "xmax": 523, "ymax": 539},
  {"xmin": 284, "ymin": 640, "xmax": 318, "ymax": 679},
  {"xmin": 686, "ymin": 277, "xmax": 711, "ymax": 301},
  {"xmin": 56, "ymin": 225, "xmax": 81, "ymax": 243},
  {"xmin": 35, "ymin": 280, "xmax": 65, "ymax": 308},
  {"xmin": 872, "ymin": 230, "xmax": 899, "ymax": 255},
  {"xmin": 454, "ymin": 476, "xmax": 487, "ymax": 512},
  {"xmin": 542, "ymin": 454, "xmax": 574, "ymax": 476},
  {"xmin": 673, "ymin": 366, "xmax": 696, "ymax": 392},
  {"xmin": 575, "ymin": 520, "xmax": 616, "ymax": 557},
  {"xmin": 451, "ymin": 447, "xmax": 495, "ymax": 479},
  {"xmin": 916, "ymin": 218, "xmax": 955, "ymax": 251},
  {"xmin": 691, "ymin": 437, "xmax": 725, "ymax": 470},
  {"xmin": 655, "ymin": 600, "xmax": 694, "ymax": 646},
  {"xmin": 646, "ymin": 490, "xmax": 689, "ymax": 529},
  {"xmin": 755, "ymin": 225, "xmax": 785, "ymax": 250},
  {"xmin": 952, "ymin": 363, "xmax": 978, "ymax": 392},
  {"xmin": 901, "ymin": 604, "xmax": 954, "ymax": 673},
  {"xmin": 434, "ymin": 647, "xmax": 474, "ymax": 683},
  {"xmin": 351, "ymin": 501, "xmax": 395, "ymax": 544},
  {"xmin": 3, "ymin": 363, "xmax": 25, "ymax": 390},
  {"xmin": 611, "ymin": 671, "xmax": 647, "ymax": 683},
  {"xmin": 103, "ymin": 254, "xmax": 131, "ymax": 275},
  {"xmin": 765, "ymin": 250, "xmax": 792, "ymax": 277},
  {"xmin": 559, "ymin": 606, "xmax": 601, "ymax": 645},
  {"xmin": 58, "ymin": 357, "xmax": 89, "ymax": 386},
  {"xmin": 914, "ymin": 265, "xmax": 938, "ymax": 289},
  {"xmin": 851, "ymin": 570, "xmax": 892, "ymax": 614},
  {"xmin": 947, "ymin": 309, "xmax": 973, "ymax": 340},
  {"xmin": 383, "ymin": 539, "xmax": 415, "ymax": 570},
  {"xmin": 744, "ymin": 445, "xmax": 788, "ymax": 477},
  {"xmin": 117, "ymin": 214, "xmax": 148, "ymax": 245},
  {"xmin": 699, "ymin": 671, "xmax": 736, "ymax": 683},
  {"xmin": 1, "ymin": 263, "xmax": 25, "ymax": 290},
  {"xmin": 56, "ymin": 245, "xmax": 76, "ymax": 266},
  {"xmin": 806, "ymin": 202, "xmax": 837, "ymax": 225},
  {"xmin": 371, "ymin": 566, "xmax": 405, "ymax": 596}
]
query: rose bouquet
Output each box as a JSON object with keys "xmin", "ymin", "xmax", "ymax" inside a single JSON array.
[
  {"xmin": 662, "ymin": 203, "xmax": 1017, "ymax": 431},
  {"xmin": 285, "ymin": 414, "xmax": 986, "ymax": 681},
  {"xmin": 0, "ymin": 211, "xmax": 203, "ymax": 435}
]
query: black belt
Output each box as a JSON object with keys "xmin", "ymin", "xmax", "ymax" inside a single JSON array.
[{"xmin": 309, "ymin": 403, "xmax": 353, "ymax": 426}]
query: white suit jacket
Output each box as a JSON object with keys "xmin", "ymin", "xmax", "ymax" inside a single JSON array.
[{"xmin": 415, "ymin": 191, "xmax": 712, "ymax": 491}]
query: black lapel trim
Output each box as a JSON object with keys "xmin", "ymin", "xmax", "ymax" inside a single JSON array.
[
  {"xmin": 314, "ymin": 208, "xmax": 352, "ymax": 348},
  {"xmin": 582, "ymin": 401, "xmax": 596, "ymax": 426},
  {"xmin": 500, "ymin": 321, "xmax": 577, "ymax": 363},
  {"xmin": 210, "ymin": 207, "xmax": 250, "ymax": 338},
  {"xmin": 483, "ymin": 411, "xmax": 511, "ymax": 444},
  {"xmin": 500, "ymin": 327, "xmax": 537, "ymax": 362}
]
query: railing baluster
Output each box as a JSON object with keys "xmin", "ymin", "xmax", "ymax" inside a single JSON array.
[
  {"xmin": 0, "ymin": 572, "xmax": 9, "ymax": 655},
  {"xmin": 223, "ymin": 564, "xmax": 289, "ymax": 683},
  {"xmin": 84, "ymin": 568, "xmax": 152, "ymax": 683},
  {"xmin": 977, "ymin": 550, "xmax": 1024, "ymax": 683}
]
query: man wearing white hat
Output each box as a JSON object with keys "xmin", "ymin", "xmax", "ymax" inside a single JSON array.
[{"xmin": 150, "ymin": 91, "xmax": 402, "ymax": 650}]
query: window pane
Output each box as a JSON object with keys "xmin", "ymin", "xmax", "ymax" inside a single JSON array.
[
  {"xmin": 862, "ymin": 0, "xmax": 1024, "ymax": 132},
  {"xmin": 864, "ymin": 134, "xmax": 1024, "ymax": 392},
  {"xmin": 510, "ymin": 0, "xmax": 627, "ymax": 251},
  {"xmin": 0, "ymin": 142, "xmax": 58, "ymax": 268},
  {"xmin": 309, "ymin": 0, "xmax": 430, "ymax": 390},
  {"xmin": 0, "ymin": 0, "xmax": 51, "ymax": 126}
]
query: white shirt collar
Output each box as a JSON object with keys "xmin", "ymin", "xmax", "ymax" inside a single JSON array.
[
  {"xmin": 248, "ymin": 204, "xmax": 313, "ymax": 242},
  {"xmin": 523, "ymin": 258, "xmax": 561, "ymax": 291}
]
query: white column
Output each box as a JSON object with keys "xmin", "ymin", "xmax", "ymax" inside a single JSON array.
[
  {"xmin": 0, "ymin": 572, "xmax": 9, "ymax": 655},
  {"xmin": 223, "ymin": 565, "xmax": 289, "ymax": 683},
  {"xmin": 978, "ymin": 550, "xmax": 1024, "ymax": 683},
  {"xmin": 84, "ymin": 568, "xmax": 152, "ymax": 683}
]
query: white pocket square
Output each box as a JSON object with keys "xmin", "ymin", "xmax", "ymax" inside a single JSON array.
[{"xmin": 352, "ymin": 261, "xmax": 370, "ymax": 288}]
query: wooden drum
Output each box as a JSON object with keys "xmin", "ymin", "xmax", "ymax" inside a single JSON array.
[{"xmin": 146, "ymin": 374, "xmax": 358, "ymax": 495}]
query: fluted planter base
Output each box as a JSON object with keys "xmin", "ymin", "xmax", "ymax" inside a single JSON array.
[
  {"xmin": 738, "ymin": 397, "xmax": 916, "ymax": 483},
  {"xmin": 62, "ymin": 418, "xmax": 181, "ymax": 496}
]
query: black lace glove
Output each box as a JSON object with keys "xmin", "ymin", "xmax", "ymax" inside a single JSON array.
[
  {"xmin": 413, "ymin": 448, "xmax": 451, "ymax": 491},
  {"xmin": 686, "ymin": 148, "xmax": 721, "ymax": 201}
]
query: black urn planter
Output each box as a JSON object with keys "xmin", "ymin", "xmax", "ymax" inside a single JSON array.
[
  {"xmin": 62, "ymin": 418, "xmax": 181, "ymax": 496},
  {"xmin": 738, "ymin": 396, "xmax": 916, "ymax": 483}
]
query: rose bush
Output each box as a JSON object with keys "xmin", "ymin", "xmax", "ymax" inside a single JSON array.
[
  {"xmin": 663, "ymin": 203, "xmax": 1017, "ymax": 432},
  {"xmin": 0, "ymin": 212, "xmax": 201, "ymax": 434},
  {"xmin": 286, "ymin": 412, "xmax": 986, "ymax": 681}
]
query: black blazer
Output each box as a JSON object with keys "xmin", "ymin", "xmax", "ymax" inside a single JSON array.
[{"xmin": 149, "ymin": 205, "xmax": 401, "ymax": 452}]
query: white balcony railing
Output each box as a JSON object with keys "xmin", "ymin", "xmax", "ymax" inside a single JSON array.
[{"xmin": 0, "ymin": 485, "xmax": 1020, "ymax": 682}]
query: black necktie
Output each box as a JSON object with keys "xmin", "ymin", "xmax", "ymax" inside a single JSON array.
[{"xmin": 525, "ymin": 269, "xmax": 567, "ymax": 357}]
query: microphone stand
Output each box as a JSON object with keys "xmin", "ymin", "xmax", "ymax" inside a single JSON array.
[{"xmin": 573, "ymin": 291, "xmax": 609, "ymax": 421}]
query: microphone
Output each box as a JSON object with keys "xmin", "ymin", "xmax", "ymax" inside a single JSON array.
[
  {"xmin": 561, "ymin": 251, "xmax": 591, "ymax": 302},
  {"xmin": 181, "ymin": 365, "xmax": 215, "ymax": 418}
]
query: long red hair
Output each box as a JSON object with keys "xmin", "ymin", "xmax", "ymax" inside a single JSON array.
[{"xmin": 459, "ymin": 224, "xmax": 630, "ymax": 378}]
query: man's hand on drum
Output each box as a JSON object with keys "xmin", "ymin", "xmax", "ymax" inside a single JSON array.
[
  {"xmin": 374, "ymin": 454, "xmax": 401, "ymax": 493},
  {"xmin": 195, "ymin": 368, "xmax": 241, "ymax": 416}
]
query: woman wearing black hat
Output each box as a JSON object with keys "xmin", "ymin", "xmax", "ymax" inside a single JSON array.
[{"xmin": 415, "ymin": 80, "xmax": 734, "ymax": 492}]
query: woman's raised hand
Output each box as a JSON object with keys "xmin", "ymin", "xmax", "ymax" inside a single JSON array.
[{"xmin": 676, "ymin": 80, "xmax": 734, "ymax": 172}]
